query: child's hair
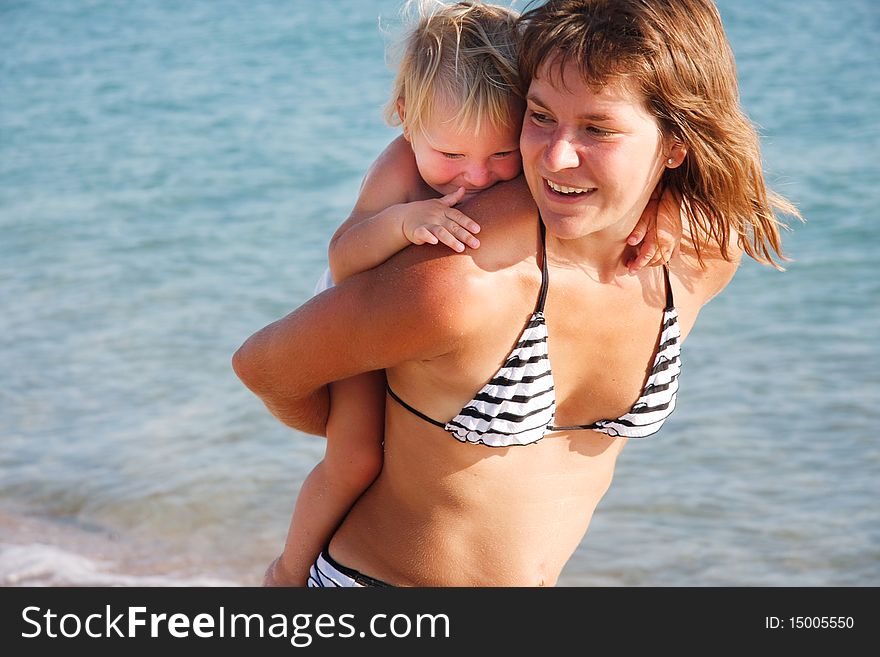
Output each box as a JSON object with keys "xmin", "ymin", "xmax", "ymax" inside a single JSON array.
[
  {"xmin": 518, "ymin": 0, "xmax": 802, "ymax": 269},
  {"xmin": 384, "ymin": 0, "xmax": 521, "ymax": 136}
]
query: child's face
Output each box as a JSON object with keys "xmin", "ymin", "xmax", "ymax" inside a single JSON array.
[{"xmin": 406, "ymin": 101, "xmax": 523, "ymax": 201}]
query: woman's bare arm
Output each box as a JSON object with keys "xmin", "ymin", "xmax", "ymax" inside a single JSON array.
[{"xmin": 233, "ymin": 243, "xmax": 480, "ymax": 434}]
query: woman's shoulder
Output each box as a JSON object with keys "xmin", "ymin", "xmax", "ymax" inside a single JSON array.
[
  {"xmin": 460, "ymin": 175, "xmax": 536, "ymax": 219},
  {"xmin": 457, "ymin": 176, "xmax": 540, "ymax": 264},
  {"xmin": 374, "ymin": 176, "xmax": 539, "ymax": 334},
  {"xmin": 395, "ymin": 176, "xmax": 536, "ymax": 272}
]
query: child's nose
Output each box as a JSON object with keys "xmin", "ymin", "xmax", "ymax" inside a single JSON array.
[{"xmin": 464, "ymin": 163, "xmax": 492, "ymax": 188}]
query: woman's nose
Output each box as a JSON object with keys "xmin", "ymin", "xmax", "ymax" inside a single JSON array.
[{"xmin": 544, "ymin": 133, "xmax": 580, "ymax": 171}]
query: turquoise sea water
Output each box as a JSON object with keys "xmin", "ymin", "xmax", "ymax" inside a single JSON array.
[{"xmin": 1, "ymin": 0, "xmax": 877, "ymax": 586}]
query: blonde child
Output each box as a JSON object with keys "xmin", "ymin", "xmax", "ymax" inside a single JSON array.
[{"xmin": 264, "ymin": 0, "xmax": 679, "ymax": 586}]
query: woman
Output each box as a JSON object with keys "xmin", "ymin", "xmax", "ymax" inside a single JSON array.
[{"xmin": 233, "ymin": 0, "xmax": 798, "ymax": 587}]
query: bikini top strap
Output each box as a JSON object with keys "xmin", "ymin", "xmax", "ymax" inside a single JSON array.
[
  {"xmin": 385, "ymin": 382, "xmax": 446, "ymax": 429},
  {"xmin": 662, "ymin": 263, "xmax": 674, "ymax": 310},
  {"xmin": 536, "ymin": 218, "xmax": 550, "ymax": 313}
]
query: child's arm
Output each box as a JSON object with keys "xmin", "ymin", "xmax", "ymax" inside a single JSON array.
[
  {"xmin": 625, "ymin": 184, "xmax": 683, "ymax": 273},
  {"xmin": 328, "ymin": 136, "xmax": 481, "ymax": 284}
]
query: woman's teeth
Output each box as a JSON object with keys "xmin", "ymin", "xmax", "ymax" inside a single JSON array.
[{"xmin": 546, "ymin": 179, "xmax": 594, "ymax": 195}]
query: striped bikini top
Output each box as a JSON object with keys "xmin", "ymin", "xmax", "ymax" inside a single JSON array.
[{"xmin": 386, "ymin": 222, "xmax": 682, "ymax": 447}]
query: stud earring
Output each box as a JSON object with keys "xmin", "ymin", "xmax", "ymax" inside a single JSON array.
[{"xmin": 667, "ymin": 158, "xmax": 674, "ymax": 165}]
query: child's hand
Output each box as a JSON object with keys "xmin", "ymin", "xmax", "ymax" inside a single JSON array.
[
  {"xmin": 401, "ymin": 187, "xmax": 481, "ymax": 252},
  {"xmin": 626, "ymin": 184, "xmax": 682, "ymax": 273}
]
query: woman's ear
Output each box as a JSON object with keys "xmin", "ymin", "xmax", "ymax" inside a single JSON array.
[
  {"xmin": 664, "ymin": 141, "xmax": 687, "ymax": 168},
  {"xmin": 397, "ymin": 98, "xmax": 410, "ymax": 141}
]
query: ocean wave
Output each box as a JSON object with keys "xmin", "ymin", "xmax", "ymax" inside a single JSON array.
[{"xmin": 1, "ymin": 543, "xmax": 239, "ymax": 587}]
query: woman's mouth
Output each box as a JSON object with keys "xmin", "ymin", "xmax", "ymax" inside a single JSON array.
[{"xmin": 545, "ymin": 178, "xmax": 596, "ymax": 197}]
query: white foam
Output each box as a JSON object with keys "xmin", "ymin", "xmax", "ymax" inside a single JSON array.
[{"xmin": 0, "ymin": 543, "xmax": 240, "ymax": 587}]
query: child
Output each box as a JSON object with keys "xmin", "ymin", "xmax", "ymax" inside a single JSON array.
[{"xmin": 264, "ymin": 0, "xmax": 679, "ymax": 586}]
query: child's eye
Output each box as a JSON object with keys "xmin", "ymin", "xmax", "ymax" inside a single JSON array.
[
  {"xmin": 492, "ymin": 150, "xmax": 517, "ymax": 158},
  {"xmin": 442, "ymin": 152, "xmax": 464, "ymax": 159}
]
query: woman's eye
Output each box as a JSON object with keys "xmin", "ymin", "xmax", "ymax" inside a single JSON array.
[
  {"xmin": 528, "ymin": 111, "xmax": 552, "ymax": 125},
  {"xmin": 587, "ymin": 126, "xmax": 614, "ymax": 137}
]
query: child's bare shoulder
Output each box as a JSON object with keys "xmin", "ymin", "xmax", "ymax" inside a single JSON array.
[
  {"xmin": 360, "ymin": 135, "xmax": 424, "ymax": 202},
  {"xmin": 369, "ymin": 135, "xmax": 414, "ymax": 171}
]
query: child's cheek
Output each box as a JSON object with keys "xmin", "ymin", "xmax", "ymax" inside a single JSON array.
[{"xmin": 434, "ymin": 159, "xmax": 461, "ymax": 185}]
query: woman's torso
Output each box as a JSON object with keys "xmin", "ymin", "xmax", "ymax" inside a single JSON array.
[
  {"xmin": 330, "ymin": 183, "xmax": 706, "ymax": 586},
  {"xmin": 331, "ymin": 409, "xmax": 628, "ymax": 585}
]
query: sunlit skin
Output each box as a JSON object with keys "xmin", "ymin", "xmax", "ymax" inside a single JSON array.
[
  {"xmin": 264, "ymin": 99, "xmax": 527, "ymax": 587},
  {"xmin": 238, "ymin": 65, "xmax": 742, "ymax": 585},
  {"xmin": 263, "ymin": 66, "xmax": 694, "ymax": 588},
  {"xmin": 235, "ymin": 0, "xmax": 757, "ymax": 584},
  {"xmin": 401, "ymin": 98, "xmax": 524, "ymax": 202},
  {"xmin": 520, "ymin": 60, "xmax": 685, "ymax": 269}
]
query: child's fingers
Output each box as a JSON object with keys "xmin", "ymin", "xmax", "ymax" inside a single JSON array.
[
  {"xmin": 626, "ymin": 230, "xmax": 644, "ymax": 247},
  {"xmin": 627, "ymin": 230, "xmax": 659, "ymax": 273},
  {"xmin": 411, "ymin": 225, "xmax": 439, "ymax": 245},
  {"xmin": 626, "ymin": 197, "xmax": 657, "ymax": 246},
  {"xmin": 443, "ymin": 208, "xmax": 481, "ymax": 236},
  {"xmin": 438, "ymin": 211, "xmax": 480, "ymax": 249},
  {"xmin": 626, "ymin": 223, "xmax": 646, "ymax": 246},
  {"xmin": 653, "ymin": 226, "xmax": 677, "ymax": 263},
  {"xmin": 429, "ymin": 225, "xmax": 467, "ymax": 252},
  {"xmin": 438, "ymin": 186, "xmax": 466, "ymax": 207},
  {"xmin": 627, "ymin": 251, "xmax": 654, "ymax": 273},
  {"xmin": 645, "ymin": 253, "xmax": 666, "ymax": 268},
  {"xmin": 446, "ymin": 221, "xmax": 480, "ymax": 249},
  {"xmin": 630, "ymin": 242, "xmax": 675, "ymax": 272}
]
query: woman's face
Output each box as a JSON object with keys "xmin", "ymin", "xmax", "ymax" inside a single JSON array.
[{"xmin": 520, "ymin": 59, "xmax": 673, "ymax": 241}]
